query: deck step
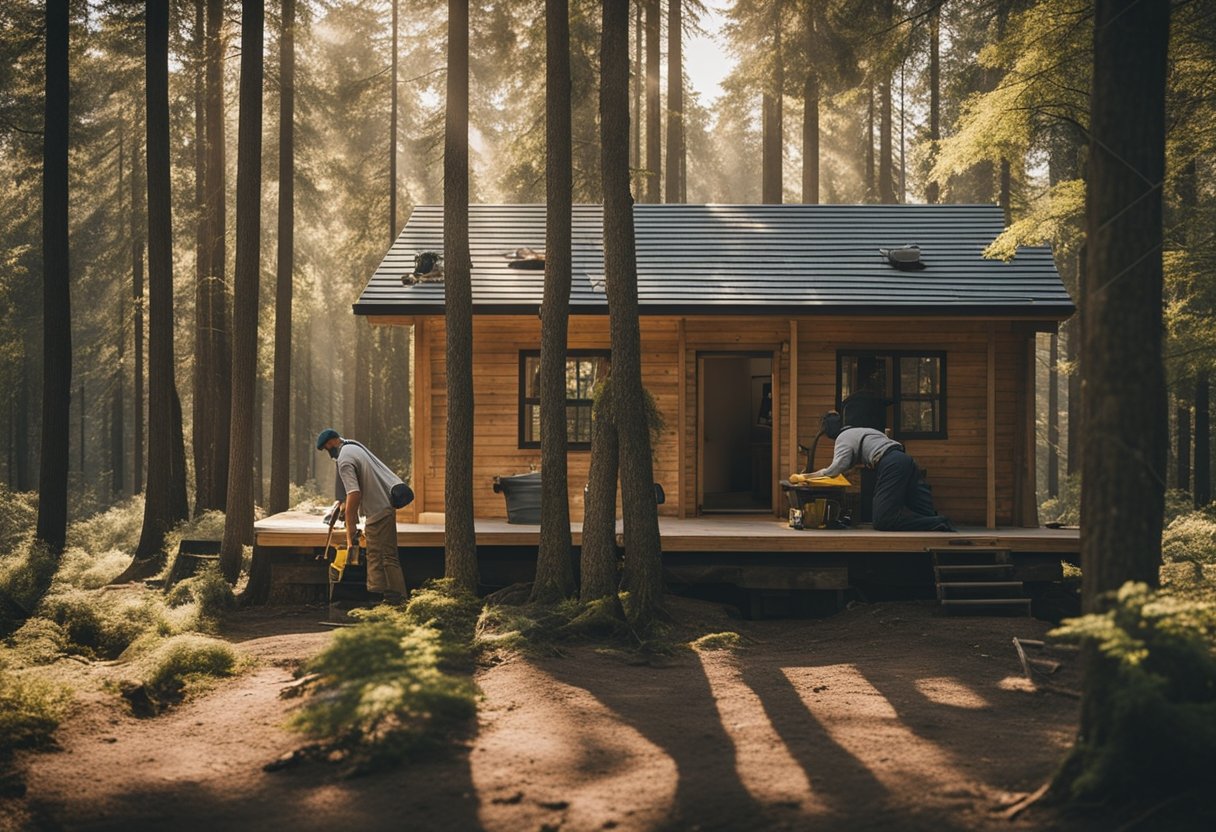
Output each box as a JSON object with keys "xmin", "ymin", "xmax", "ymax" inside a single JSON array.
[
  {"xmin": 928, "ymin": 548, "xmax": 1011, "ymax": 566},
  {"xmin": 934, "ymin": 563, "xmax": 1014, "ymax": 574},
  {"xmin": 941, "ymin": 598, "xmax": 1031, "ymax": 607},
  {"xmin": 938, "ymin": 581, "xmax": 1023, "ymax": 589}
]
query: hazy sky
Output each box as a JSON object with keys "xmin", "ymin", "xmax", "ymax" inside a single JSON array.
[{"xmin": 683, "ymin": 2, "xmax": 734, "ymax": 105}]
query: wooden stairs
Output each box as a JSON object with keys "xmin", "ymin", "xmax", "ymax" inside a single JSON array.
[{"xmin": 931, "ymin": 548, "xmax": 1031, "ymax": 616}]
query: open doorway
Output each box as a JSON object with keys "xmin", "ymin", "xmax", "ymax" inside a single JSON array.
[{"xmin": 699, "ymin": 353, "xmax": 773, "ymax": 513}]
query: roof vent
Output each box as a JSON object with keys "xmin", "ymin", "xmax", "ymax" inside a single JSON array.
[
  {"xmin": 503, "ymin": 247, "xmax": 545, "ymax": 270},
  {"xmin": 879, "ymin": 244, "xmax": 925, "ymax": 271},
  {"xmin": 402, "ymin": 250, "xmax": 444, "ymax": 285}
]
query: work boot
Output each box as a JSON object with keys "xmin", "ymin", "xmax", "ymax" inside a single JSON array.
[{"xmin": 380, "ymin": 592, "xmax": 406, "ymax": 606}]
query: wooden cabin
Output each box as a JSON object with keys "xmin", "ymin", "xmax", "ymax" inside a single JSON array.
[
  {"xmin": 250, "ymin": 203, "xmax": 1079, "ymax": 612},
  {"xmin": 356, "ymin": 203, "xmax": 1073, "ymax": 529}
]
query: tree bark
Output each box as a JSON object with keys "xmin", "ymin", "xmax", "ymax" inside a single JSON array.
[
  {"xmin": 131, "ymin": 0, "xmax": 190, "ymax": 572},
  {"xmin": 644, "ymin": 0, "xmax": 660, "ymax": 204},
  {"xmin": 1196, "ymin": 375, "xmax": 1210, "ymax": 507},
  {"xmin": 581, "ymin": 385, "xmax": 619, "ymax": 600},
  {"xmin": 37, "ymin": 0, "xmax": 71, "ymax": 554},
  {"xmin": 112, "ymin": 130, "xmax": 126, "ymax": 499},
  {"xmin": 1079, "ymin": 0, "xmax": 1169, "ymax": 609},
  {"xmin": 602, "ymin": 0, "xmax": 663, "ymax": 625},
  {"xmin": 132, "ymin": 103, "xmax": 145, "ymax": 496},
  {"xmin": 925, "ymin": 5, "xmax": 940, "ymax": 204},
  {"xmin": 878, "ymin": 67, "xmax": 893, "ymax": 203},
  {"xmin": 865, "ymin": 83, "xmax": 875, "ymax": 201},
  {"xmin": 631, "ymin": 3, "xmax": 641, "ymax": 181},
  {"xmin": 269, "ymin": 0, "xmax": 295, "ymax": 515},
  {"xmin": 762, "ymin": 0, "xmax": 783, "ymax": 204},
  {"xmin": 390, "ymin": 0, "xmax": 398, "ymax": 240},
  {"xmin": 1067, "ymin": 251, "xmax": 1082, "ymax": 477},
  {"xmin": 1048, "ymin": 332, "xmax": 1059, "ymax": 498},
  {"xmin": 532, "ymin": 0, "xmax": 577, "ymax": 604},
  {"xmin": 801, "ymin": 0, "xmax": 818, "ymax": 204},
  {"xmin": 1176, "ymin": 401, "xmax": 1190, "ymax": 493},
  {"xmin": 444, "ymin": 0, "xmax": 479, "ymax": 593},
  {"xmin": 664, "ymin": 0, "xmax": 682, "ymax": 203},
  {"xmin": 220, "ymin": 0, "xmax": 265, "ymax": 583},
  {"xmin": 196, "ymin": 0, "xmax": 232, "ymax": 514}
]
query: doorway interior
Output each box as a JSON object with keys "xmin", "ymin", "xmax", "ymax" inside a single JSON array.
[{"xmin": 699, "ymin": 353, "xmax": 773, "ymax": 514}]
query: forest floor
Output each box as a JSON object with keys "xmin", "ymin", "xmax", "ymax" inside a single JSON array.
[{"xmin": 4, "ymin": 597, "xmax": 1137, "ymax": 832}]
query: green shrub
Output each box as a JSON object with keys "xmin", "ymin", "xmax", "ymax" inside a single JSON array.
[
  {"xmin": 165, "ymin": 565, "xmax": 235, "ymax": 624},
  {"xmin": 0, "ymin": 663, "xmax": 71, "ymax": 751},
  {"xmin": 290, "ymin": 607, "xmax": 477, "ymax": 765},
  {"xmin": 474, "ymin": 597, "xmax": 584, "ymax": 657},
  {"xmin": 0, "ymin": 541, "xmax": 57, "ymax": 634},
  {"xmin": 0, "ymin": 487, "xmax": 37, "ymax": 556},
  {"xmin": 65, "ymin": 495, "xmax": 145, "ymax": 557},
  {"xmin": 130, "ymin": 634, "xmax": 242, "ymax": 708},
  {"xmin": 1039, "ymin": 473, "xmax": 1081, "ymax": 526},
  {"xmin": 1162, "ymin": 508, "xmax": 1216, "ymax": 565},
  {"xmin": 402, "ymin": 579, "xmax": 481, "ymax": 645},
  {"xmin": 54, "ymin": 546, "xmax": 131, "ymax": 590},
  {"xmin": 38, "ymin": 587, "xmax": 170, "ymax": 659},
  {"xmin": 689, "ymin": 631, "xmax": 742, "ymax": 652},
  {"xmin": 1050, "ymin": 582, "xmax": 1216, "ymax": 800},
  {"xmin": 6, "ymin": 618, "xmax": 69, "ymax": 665}
]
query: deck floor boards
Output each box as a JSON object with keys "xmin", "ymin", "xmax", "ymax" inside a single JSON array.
[{"xmin": 255, "ymin": 511, "xmax": 1080, "ymax": 555}]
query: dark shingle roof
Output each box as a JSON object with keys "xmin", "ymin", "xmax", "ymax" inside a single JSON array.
[{"xmin": 354, "ymin": 204, "xmax": 1075, "ymax": 317}]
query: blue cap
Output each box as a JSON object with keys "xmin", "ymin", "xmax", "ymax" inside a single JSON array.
[{"xmin": 315, "ymin": 428, "xmax": 340, "ymax": 450}]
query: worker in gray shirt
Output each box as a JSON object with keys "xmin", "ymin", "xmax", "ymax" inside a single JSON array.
[
  {"xmin": 317, "ymin": 429, "xmax": 410, "ymax": 603},
  {"xmin": 808, "ymin": 411, "xmax": 956, "ymax": 532}
]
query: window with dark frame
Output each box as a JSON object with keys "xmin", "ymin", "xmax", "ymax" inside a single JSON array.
[
  {"xmin": 519, "ymin": 351, "xmax": 611, "ymax": 449},
  {"xmin": 836, "ymin": 350, "xmax": 947, "ymax": 439}
]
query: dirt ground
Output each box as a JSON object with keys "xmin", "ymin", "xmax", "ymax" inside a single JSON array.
[{"xmin": 7, "ymin": 599, "xmax": 1093, "ymax": 832}]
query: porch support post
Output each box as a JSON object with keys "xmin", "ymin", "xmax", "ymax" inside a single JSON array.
[
  {"xmin": 1021, "ymin": 328, "xmax": 1040, "ymax": 526},
  {"xmin": 987, "ymin": 323, "xmax": 997, "ymax": 528},
  {"xmin": 677, "ymin": 317, "xmax": 687, "ymax": 517},
  {"xmin": 415, "ymin": 317, "xmax": 429, "ymax": 517},
  {"xmin": 789, "ymin": 319, "xmax": 799, "ymax": 475}
]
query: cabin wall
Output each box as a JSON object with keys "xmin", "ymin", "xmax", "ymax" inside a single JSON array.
[
  {"xmin": 403, "ymin": 314, "xmax": 1039, "ymax": 527},
  {"xmin": 793, "ymin": 319, "xmax": 1034, "ymax": 527}
]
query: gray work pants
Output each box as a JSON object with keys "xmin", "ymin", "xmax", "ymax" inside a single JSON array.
[{"xmin": 364, "ymin": 511, "xmax": 407, "ymax": 596}]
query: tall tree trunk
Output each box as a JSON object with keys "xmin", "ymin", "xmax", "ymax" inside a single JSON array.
[
  {"xmin": 78, "ymin": 381, "xmax": 85, "ymax": 473},
  {"xmin": 631, "ymin": 2, "xmax": 641, "ymax": 183},
  {"xmin": 801, "ymin": 0, "xmax": 818, "ymax": 204},
  {"xmin": 644, "ymin": 0, "xmax": 660, "ymax": 203},
  {"xmin": 220, "ymin": 0, "xmax": 265, "ymax": 582},
  {"xmin": 664, "ymin": 0, "xmax": 682, "ymax": 203},
  {"xmin": 762, "ymin": 0, "xmax": 783, "ymax": 204},
  {"xmin": 1066, "ymin": 249, "xmax": 1083, "ymax": 477},
  {"xmin": 389, "ymin": 0, "xmax": 398, "ymax": 240},
  {"xmin": 1068, "ymin": 0, "xmax": 1170, "ymax": 800},
  {"xmin": 353, "ymin": 323, "xmax": 372, "ymax": 440},
  {"xmin": 532, "ymin": 0, "xmax": 576, "ymax": 604},
  {"xmin": 131, "ymin": 0, "xmax": 189, "ymax": 572},
  {"xmin": 1176, "ymin": 400, "xmax": 1190, "ymax": 492},
  {"xmin": 269, "ymin": 0, "xmax": 295, "ymax": 515},
  {"xmin": 1080, "ymin": 0, "xmax": 1168, "ymax": 604},
  {"xmin": 37, "ymin": 0, "xmax": 71, "ymax": 554},
  {"xmin": 444, "ymin": 0, "xmax": 479, "ymax": 592},
  {"xmin": 865, "ymin": 83, "xmax": 874, "ymax": 200},
  {"xmin": 878, "ymin": 75, "xmax": 893, "ymax": 203},
  {"xmin": 1048, "ymin": 332, "xmax": 1059, "ymax": 498},
  {"xmin": 111, "ymin": 131, "xmax": 126, "ymax": 499},
  {"xmin": 15, "ymin": 366, "xmax": 31, "ymax": 491},
  {"xmin": 925, "ymin": 5, "xmax": 940, "ymax": 204},
  {"xmin": 581, "ymin": 386, "xmax": 619, "ymax": 600},
  {"xmin": 132, "ymin": 103, "xmax": 145, "ymax": 496},
  {"xmin": 1196, "ymin": 375, "xmax": 1210, "ymax": 507},
  {"xmin": 999, "ymin": 158, "xmax": 1012, "ymax": 225},
  {"xmin": 196, "ymin": 0, "xmax": 232, "ymax": 513},
  {"xmin": 602, "ymin": 0, "xmax": 663, "ymax": 625}
]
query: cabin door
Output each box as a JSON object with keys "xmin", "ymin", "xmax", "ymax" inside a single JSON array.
[{"xmin": 697, "ymin": 353, "xmax": 774, "ymax": 514}]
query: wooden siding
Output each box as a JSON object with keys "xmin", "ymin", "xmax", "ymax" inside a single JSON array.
[{"xmin": 404, "ymin": 314, "xmax": 1037, "ymax": 526}]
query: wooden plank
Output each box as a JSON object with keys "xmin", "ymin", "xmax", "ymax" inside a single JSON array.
[
  {"xmin": 987, "ymin": 323, "xmax": 997, "ymax": 529},
  {"xmin": 677, "ymin": 318, "xmax": 687, "ymax": 518},
  {"xmin": 417, "ymin": 317, "xmax": 430, "ymax": 515},
  {"xmin": 696, "ymin": 354, "xmax": 705, "ymax": 514},
  {"xmin": 771, "ymin": 347, "xmax": 781, "ymax": 516}
]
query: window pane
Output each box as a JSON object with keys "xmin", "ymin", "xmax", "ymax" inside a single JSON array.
[
  {"xmin": 567, "ymin": 404, "xmax": 593, "ymax": 444},
  {"xmin": 840, "ymin": 355, "xmax": 858, "ymax": 400},
  {"xmin": 900, "ymin": 356, "xmax": 940, "ymax": 396},
  {"xmin": 524, "ymin": 403, "xmax": 540, "ymax": 444},
  {"xmin": 525, "ymin": 356, "xmax": 541, "ymax": 398},
  {"xmin": 900, "ymin": 399, "xmax": 939, "ymax": 433}
]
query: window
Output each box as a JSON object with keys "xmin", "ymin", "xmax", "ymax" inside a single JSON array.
[
  {"xmin": 836, "ymin": 350, "xmax": 946, "ymax": 439},
  {"xmin": 519, "ymin": 351, "xmax": 610, "ymax": 449}
]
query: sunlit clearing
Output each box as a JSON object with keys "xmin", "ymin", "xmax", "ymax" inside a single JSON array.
[
  {"xmin": 697, "ymin": 652, "xmax": 821, "ymax": 812},
  {"xmin": 472, "ymin": 664, "xmax": 676, "ymax": 831},
  {"xmin": 783, "ymin": 664, "xmax": 966, "ymax": 794},
  {"xmin": 913, "ymin": 677, "xmax": 991, "ymax": 710},
  {"xmin": 997, "ymin": 675, "xmax": 1037, "ymax": 693}
]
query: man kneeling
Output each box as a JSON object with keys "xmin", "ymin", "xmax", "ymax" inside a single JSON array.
[{"xmin": 808, "ymin": 411, "xmax": 956, "ymax": 532}]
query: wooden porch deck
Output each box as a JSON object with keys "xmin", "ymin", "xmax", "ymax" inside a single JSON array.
[{"xmin": 254, "ymin": 510, "xmax": 1080, "ymax": 556}]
